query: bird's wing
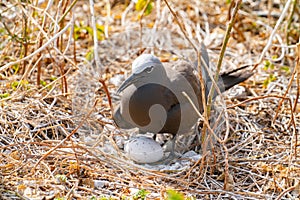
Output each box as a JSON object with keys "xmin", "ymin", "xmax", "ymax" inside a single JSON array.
[
  {"xmin": 166, "ymin": 60, "xmax": 203, "ymax": 112},
  {"xmin": 156, "ymin": 61, "xmax": 203, "ymax": 134},
  {"xmin": 113, "ymin": 103, "xmax": 136, "ymax": 129}
]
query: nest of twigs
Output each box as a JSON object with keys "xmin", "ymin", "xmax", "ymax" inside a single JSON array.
[{"xmin": 0, "ymin": 0, "xmax": 299, "ymax": 199}]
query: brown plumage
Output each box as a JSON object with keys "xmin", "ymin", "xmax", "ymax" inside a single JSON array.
[{"xmin": 113, "ymin": 48, "xmax": 252, "ymax": 136}]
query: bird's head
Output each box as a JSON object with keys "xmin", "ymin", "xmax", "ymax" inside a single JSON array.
[{"xmin": 117, "ymin": 54, "xmax": 166, "ymax": 94}]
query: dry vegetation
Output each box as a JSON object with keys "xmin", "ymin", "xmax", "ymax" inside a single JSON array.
[{"xmin": 0, "ymin": 0, "xmax": 299, "ymax": 199}]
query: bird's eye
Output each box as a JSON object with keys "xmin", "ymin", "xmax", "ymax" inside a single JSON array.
[{"xmin": 145, "ymin": 66, "xmax": 154, "ymax": 73}]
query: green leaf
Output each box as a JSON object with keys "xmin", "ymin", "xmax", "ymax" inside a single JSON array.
[
  {"xmin": 96, "ymin": 24, "xmax": 105, "ymax": 40},
  {"xmin": 50, "ymin": 76, "xmax": 58, "ymax": 81},
  {"xmin": 0, "ymin": 93, "xmax": 10, "ymax": 99},
  {"xmin": 74, "ymin": 22, "xmax": 105, "ymax": 41},
  {"xmin": 55, "ymin": 174, "xmax": 67, "ymax": 183},
  {"xmin": 74, "ymin": 25, "xmax": 82, "ymax": 40},
  {"xmin": 269, "ymin": 74, "xmax": 276, "ymax": 81},
  {"xmin": 84, "ymin": 26, "xmax": 94, "ymax": 36},
  {"xmin": 11, "ymin": 80, "xmax": 29, "ymax": 90},
  {"xmin": 54, "ymin": 198, "xmax": 65, "ymax": 200},
  {"xmin": 12, "ymin": 64, "xmax": 20, "ymax": 74},
  {"xmin": 280, "ymin": 66, "xmax": 291, "ymax": 74},
  {"xmin": 85, "ymin": 48, "xmax": 94, "ymax": 61},
  {"xmin": 167, "ymin": 190, "xmax": 185, "ymax": 200},
  {"xmin": 263, "ymin": 60, "xmax": 274, "ymax": 70},
  {"xmin": 263, "ymin": 74, "xmax": 277, "ymax": 88},
  {"xmin": 133, "ymin": 189, "xmax": 150, "ymax": 200},
  {"xmin": 40, "ymin": 80, "xmax": 47, "ymax": 87},
  {"xmin": 135, "ymin": 0, "xmax": 153, "ymax": 16}
]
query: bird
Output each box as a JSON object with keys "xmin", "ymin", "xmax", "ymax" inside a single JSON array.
[{"xmin": 113, "ymin": 44, "xmax": 252, "ymax": 159}]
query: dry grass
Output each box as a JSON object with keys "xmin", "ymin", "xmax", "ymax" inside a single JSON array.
[{"xmin": 0, "ymin": 0, "xmax": 299, "ymax": 199}]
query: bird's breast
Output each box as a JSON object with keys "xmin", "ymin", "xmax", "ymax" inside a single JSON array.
[{"xmin": 120, "ymin": 83, "xmax": 181, "ymax": 134}]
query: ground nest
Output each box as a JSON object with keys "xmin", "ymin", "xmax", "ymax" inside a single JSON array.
[{"xmin": 0, "ymin": 0, "xmax": 299, "ymax": 199}]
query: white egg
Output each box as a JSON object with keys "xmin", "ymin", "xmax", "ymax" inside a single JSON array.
[{"xmin": 124, "ymin": 136, "xmax": 164, "ymax": 164}]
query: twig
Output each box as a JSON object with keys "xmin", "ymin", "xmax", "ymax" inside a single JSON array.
[
  {"xmin": 206, "ymin": 1, "xmax": 242, "ymax": 190},
  {"xmin": 0, "ymin": 21, "xmax": 73, "ymax": 72},
  {"xmin": 275, "ymin": 185, "xmax": 297, "ymax": 200},
  {"xmin": 206, "ymin": 0, "xmax": 242, "ymax": 116},
  {"xmin": 139, "ymin": 0, "xmax": 151, "ymax": 48},
  {"xmin": 18, "ymin": 3, "xmax": 76, "ymax": 67},
  {"xmin": 89, "ymin": 0, "xmax": 102, "ymax": 72},
  {"xmin": 36, "ymin": 36, "xmax": 43, "ymax": 86},
  {"xmin": 58, "ymin": 0, "xmax": 78, "ymax": 24},
  {"xmin": 99, "ymin": 79, "xmax": 113, "ymax": 114},
  {"xmin": 105, "ymin": 0, "xmax": 111, "ymax": 38},
  {"xmin": 255, "ymin": 0, "xmax": 293, "ymax": 67},
  {"xmin": 272, "ymin": 58, "xmax": 297, "ymax": 124},
  {"xmin": 182, "ymin": 92, "xmax": 222, "ymax": 144},
  {"xmin": 163, "ymin": 0, "xmax": 208, "ymax": 144},
  {"xmin": 293, "ymin": 42, "xmax": 300, "ymax": 158},
  {"xmin": 285, "ymin": 0, "xmax": 298, "ymax": 47},
  {"xmin": 121, "ymin": 1, "xmax": 134, "ymax": 26},
  {"xmin": 33, "ymin": 99, "xmax": 99, "ymax": 170},
  {"xmin": 227, "ymin": 95, "xmax": 296, "ymax": 131},
  {"xmin": 293, "ymin": 42, "xmax": 300, "ymax": 113}
]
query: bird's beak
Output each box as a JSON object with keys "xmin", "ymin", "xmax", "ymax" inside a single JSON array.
[{"xmin": 116, "ymin": 74, "xmax": 139, "ymax": 94}]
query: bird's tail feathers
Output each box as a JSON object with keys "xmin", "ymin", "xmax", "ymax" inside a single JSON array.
[
  {"xmin": 205, "ymin": 64, "xmax": 253, "ymax": 98},
  {"xmin": 220, "ymin": 65, "xmax": 253, "ymax": 91}
]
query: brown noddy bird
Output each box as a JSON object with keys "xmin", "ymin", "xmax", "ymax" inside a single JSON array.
[{"xmin": 113, "ymin": 45, "xmax": 252, "ymax": 158}]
